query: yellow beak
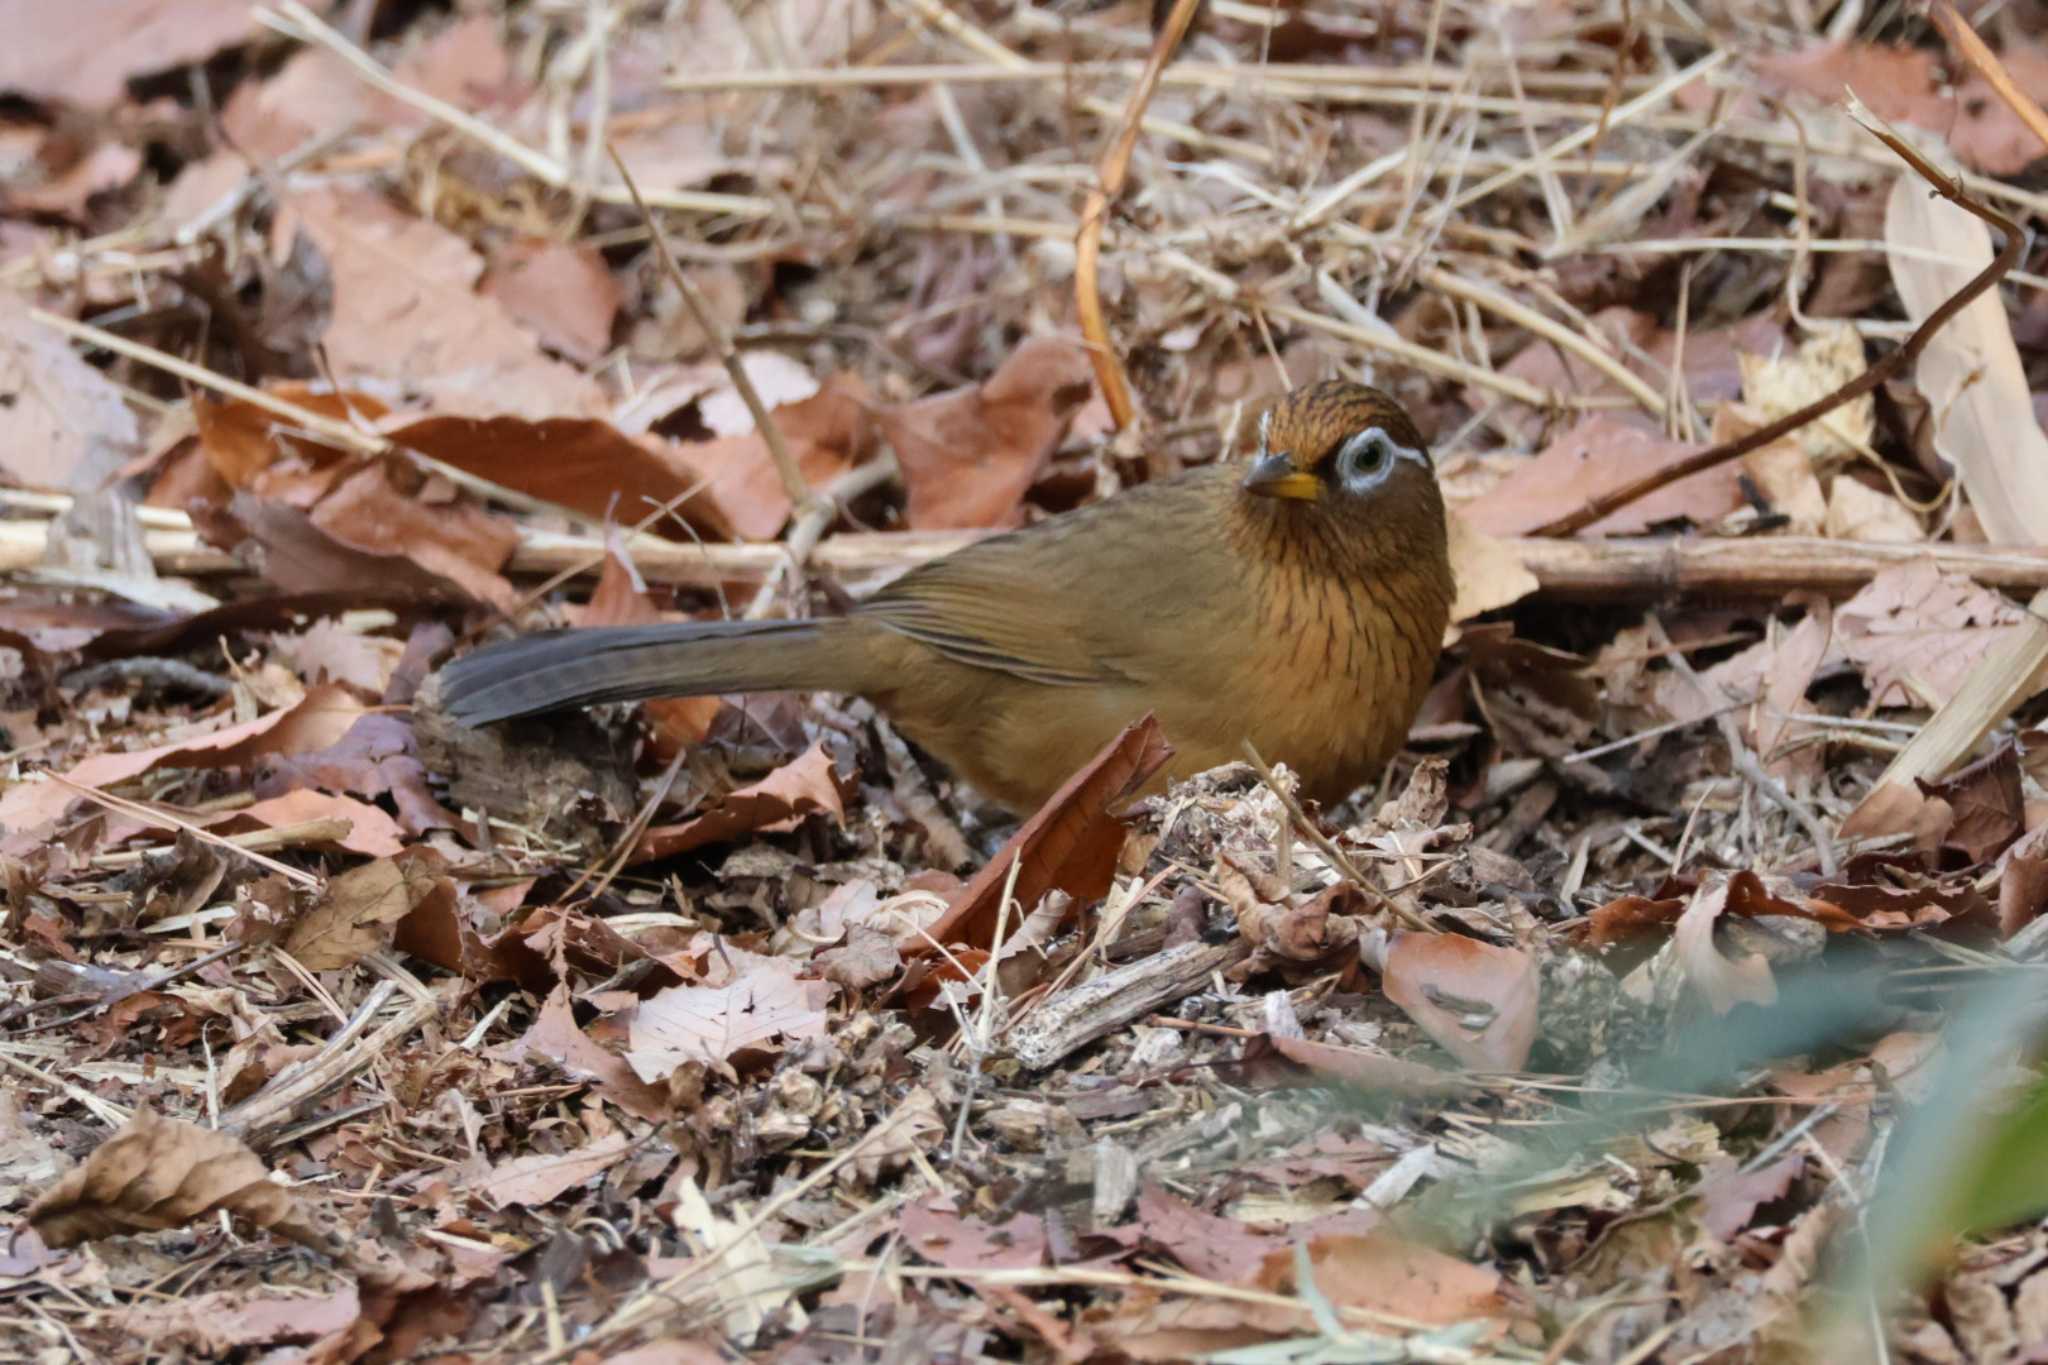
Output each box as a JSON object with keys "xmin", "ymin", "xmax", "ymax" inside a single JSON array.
[{"xmin": 1242, "ymin": 452, "xmax": 1323, "ymax": 501}]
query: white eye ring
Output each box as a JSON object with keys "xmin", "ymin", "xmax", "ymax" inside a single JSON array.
[{"xmin": 1334, "ymin": 426, "xmax": 1421, "ymax": 491}]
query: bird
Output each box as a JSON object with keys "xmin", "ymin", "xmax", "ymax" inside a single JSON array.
[{"xmin": 434, "ymin": 379, "xmax": 1454, "ymax": 814}]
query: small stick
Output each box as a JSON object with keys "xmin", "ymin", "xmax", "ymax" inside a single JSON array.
[
  {"xmin": 41, "ymin": 773, "xmax": 323, "ymax": 887},
  {"xmin": 92, "ymin": 818, "xmax": 355, "ymax": 869},
  {"xmin": 1532, "ymin": 104, "xmax": 2020, "ymax": 538},
  {"xmin": 1074, "ymin": 0, "xmax": 1204, "ymax": 432},
  {"xmin": 13, "ymin": 515, "xmax": 2048, "ymax": 598}
]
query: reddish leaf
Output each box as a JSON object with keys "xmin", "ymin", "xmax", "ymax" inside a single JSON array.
[
  {"xmin": 920, "ymin": 714, "xmax": 1173, "ymax": 953},
  {"xmin": 217, "ymin": 789, "xmax": 405, "ymax": 858},
  {"xmin": 191, "ymin": 387, "xmax": 389, "ymax": 491},
  {"xmin": 505, "ymin": 984, "xmax": 670, "ymax": 1120},
  {"xmin": 901, "ymin": 1196, "xmax": 1047, "ymax": 1270},
  {"xmin": 0, "ymin": 1, "xmax": 253, "ymax": 107},
  {"xmin": 0, "ymin": 685, "xmax": 365, "ymax": 835},
  {"xmin": 1578, "ymin": 894, "xmax": 1687, "ymax": 947},
  {"xmin": 479, "ymin": 240, "xmax": 622, "ymax": 365},
  {"xmin": 1696, "ymin": 1154, "xmax": 1805, "ymax": 1242},
  {"xmin": 1379, "ymin": 932, "xmax": 1540, "ymax": 1071},
  {"xmin": 0, "ymin": 294, "xmax": 140, "ymax": 491},
  {"xmin": 1461, "ymin": 415, "xmax": 1746, "ymax": 537},
  {"xmin": 288, "ymin": 187, "xmax": 608, "ymax": 419},
  {"xmin": 1254, "ymin": 1034, "xmax": 1473, "ymax": 1097},
  {"xmin": 1757, "ymin": 40, "xmax": 2048, "ymax": 176},
  {"xmin": 877, "ymin": 338, "xmax": 1096, "ymax": 529},
  {"xmin": 632, "ymin": 741, "xmax": 847, "ymax": 863}
]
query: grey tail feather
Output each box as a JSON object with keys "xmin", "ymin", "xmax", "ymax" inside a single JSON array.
[{"xmin": 435, "ymin": 619, "xmax": 842, "ymax": 726}]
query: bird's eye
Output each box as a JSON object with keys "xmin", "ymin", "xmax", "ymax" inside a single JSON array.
[{"xmin": 1334, "ymin": 428, "xmax": 1396, "ymax": 491}]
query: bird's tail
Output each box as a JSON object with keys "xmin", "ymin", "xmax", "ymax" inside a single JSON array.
[{"xmin": 435, "ymin": 619, "xmax": 860, "ymax": 726}]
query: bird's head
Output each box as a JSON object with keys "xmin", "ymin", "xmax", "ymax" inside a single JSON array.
[{"xmin": 1239, "ymin": 379, "xmax": 1439, "ymax": 519}]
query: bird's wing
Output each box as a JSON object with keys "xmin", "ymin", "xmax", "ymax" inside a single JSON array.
[{"xmin": 856, "ymin": 473, "xmax": 1225, "ymax": 689}]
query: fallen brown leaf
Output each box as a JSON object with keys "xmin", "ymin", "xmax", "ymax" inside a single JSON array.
[
  {"xmin": 0, "ymin": 684, "xmax": 365, "ymax": 835},
  {"xmin": 1673, "ymin": 877, "xmax": 1779, "ymax": 1013},
  {"xmin": 921, "ymin": 713, "xmax": 1173, "ymax": 953},
  {"xmin": 624, "ymin": 962, "xmax": 833, "ymax": 1080},
  {"xmin": 1460, "ymin": 415, "xmax": 1746, "ymax": 537},
  {"xmin": 505, "ymin": 983, "xmax": 670, "ymax": 1119},
  {"xmin": 1379, "ymin": 931, "xmax": 1540, "ymax": 1071},
  {"xmin": 876, "ymin": 337, "xmax": 1096, "ymax": 529},
  {"xmin": 633, "ymin": 740, "xmax": 847, "ymax": 863},
  {"xmin": 1761, "ymin": 40, "xmax": 2048, "ymax": 176},
  {"xmin": 288, "ymin": 187, "xmax": 608, "ymax": 419},
  {"xmin": 282, "ymin": 848, "xmax": 449, "ymax": 971},
  {"xmin": 219, "ymin": 789, "xmax": 405, "ymax": 858},
  {"xmin": 0, "ymin": 295, "xmax": 140, "ymax": 491},
  {"xmin": 29, "ymin": 1107, "xmax": 329, "ymax": 1250},
  {"xmin": 219, "ymin": 485, "xmax": 517, "ymax": 609},
  {"xmin": 479, "ymin": 240, "xmax": 621, "ymax": 364},
  {"xmin": 476, "ymin": 1129, "xmax": 632, "ymax": 1210},
  {"xmin": 111, "ymin": 1287, "xmax": 362, "ymax": 1357},
  {"xmin": 0, "ymin": 0, "xmax": 253, "ymax": 107}
]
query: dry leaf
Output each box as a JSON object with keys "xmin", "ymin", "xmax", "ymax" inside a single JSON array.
[
  {"xmin": 1824, "ymin": 475, "xmax": 1921, "ymax": 543},
  {"xmin": 901, "ymin": 1196, "xmax": 1047, "ymax": 1270},
  {"xmin": 223, "ymin": 789, "xmax": 405, "ymax": 858},
  {"xmin": 1762, "ymin": 41, "xmax": 2048, "ymax": 176},
  {"xmin": 1835, "ymin": 560, "xmax": 2044, "ymax": 709},
  {"xmin": 0, "ymin": 0, "xmax": 253, "ymax": 107},
  {"xmin": 220, "ymin": 485, "xmax": 518, "ymax": 610},
  {"xmin": 1696, "ymin": 1154, "xmax": 1806, "ymax": 1242},
  {"xmin": 633, "ymin": 741, "xmax": 846, "ymax": 863},
  {"xmin": 506, "ymin": 984, "xmax": 670, "ymax": 1119},
  {"xmin": 1673, "ymin": 877, "xmax": 1779, "ymax": 1014},
  {"xmin": 877, "ymin": 338, "xmax": 1096, "ymax": 530},
  {"xmin": 1460, "ymin": 415, "xmax": 1746, "ymax": 537},
  {"xmin": 922, "ymin": 714, "xmax": 1173, "ymax": 953},
  {"xmin": 1668, "ymin": 563, "xmax": 2043, "ymax": 743},
  {"xmin": 1488, "ymin": 309, "xmax": 1782, "ymax": 437},
  {"xmin": 220, "ymin": 48, "xmax": 374, "ymax": 162},
  {"xmin": 1886, "ymin": 166, "xmax": 2048, "ymax": 544},
  {"xmin": 476, "ymin": 1130, "xmax": 632, "ymax": 1210},
  {"xmin": 666, "ymin": 374, "xmax": 880, "ymax": 539},
  {"xmin": 112, "ymin": 1287, "xmax": 361, "ymax": 1356},
  {"xmin": 0, "ymin": 295, "xmax": 140, "ymax": 491},
  {"xmin": 29, "ymin": 1107, "xmax": 330, "ymax": 1251},
  {"xmin": 289, "ymin": 187, "xmax": 608, "ymax": 420},
  {"xmin": 0, "ymin": 684, "xmax": 365, "ymax": 834},
  {"xmin": 191, "ymin": 385, "xmax": 388, "ymax": 491},
  {"xmin": 1737, "ymin": 322, "xmax": 1874, "ymax": 463},
  {"xmin": 283, "ymin": 848, "xmax": 448, "ymax": 971},
  {"xmin": 3, "ymin": 136, "xmax": 143, "ymax": 218},
  {"xmin": 480, "ymin": 240, "xmax": 622, "ymax": 365},
  {"xmin": 1379, "ymin": 931, "xmax": 1540, "ymax": 1071},
  {"xmin": 625, "ymin": 963, "xmax": 833, "ymax": 1080},
  {"xmin": 1446, "ymin": 508, "xmax": 1538, "ymax": 623},
  {"xmin": 1256, "ymin": 1229, "xmax": 1507, "ymax": 1327},
  {"xmin": 1741, "ymin": 437, "xmax": 1828, "ymax": 534},
  {"xmin": 1260, "ymin": 1033, "xmax": 1473, "ymax": 1096}
]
